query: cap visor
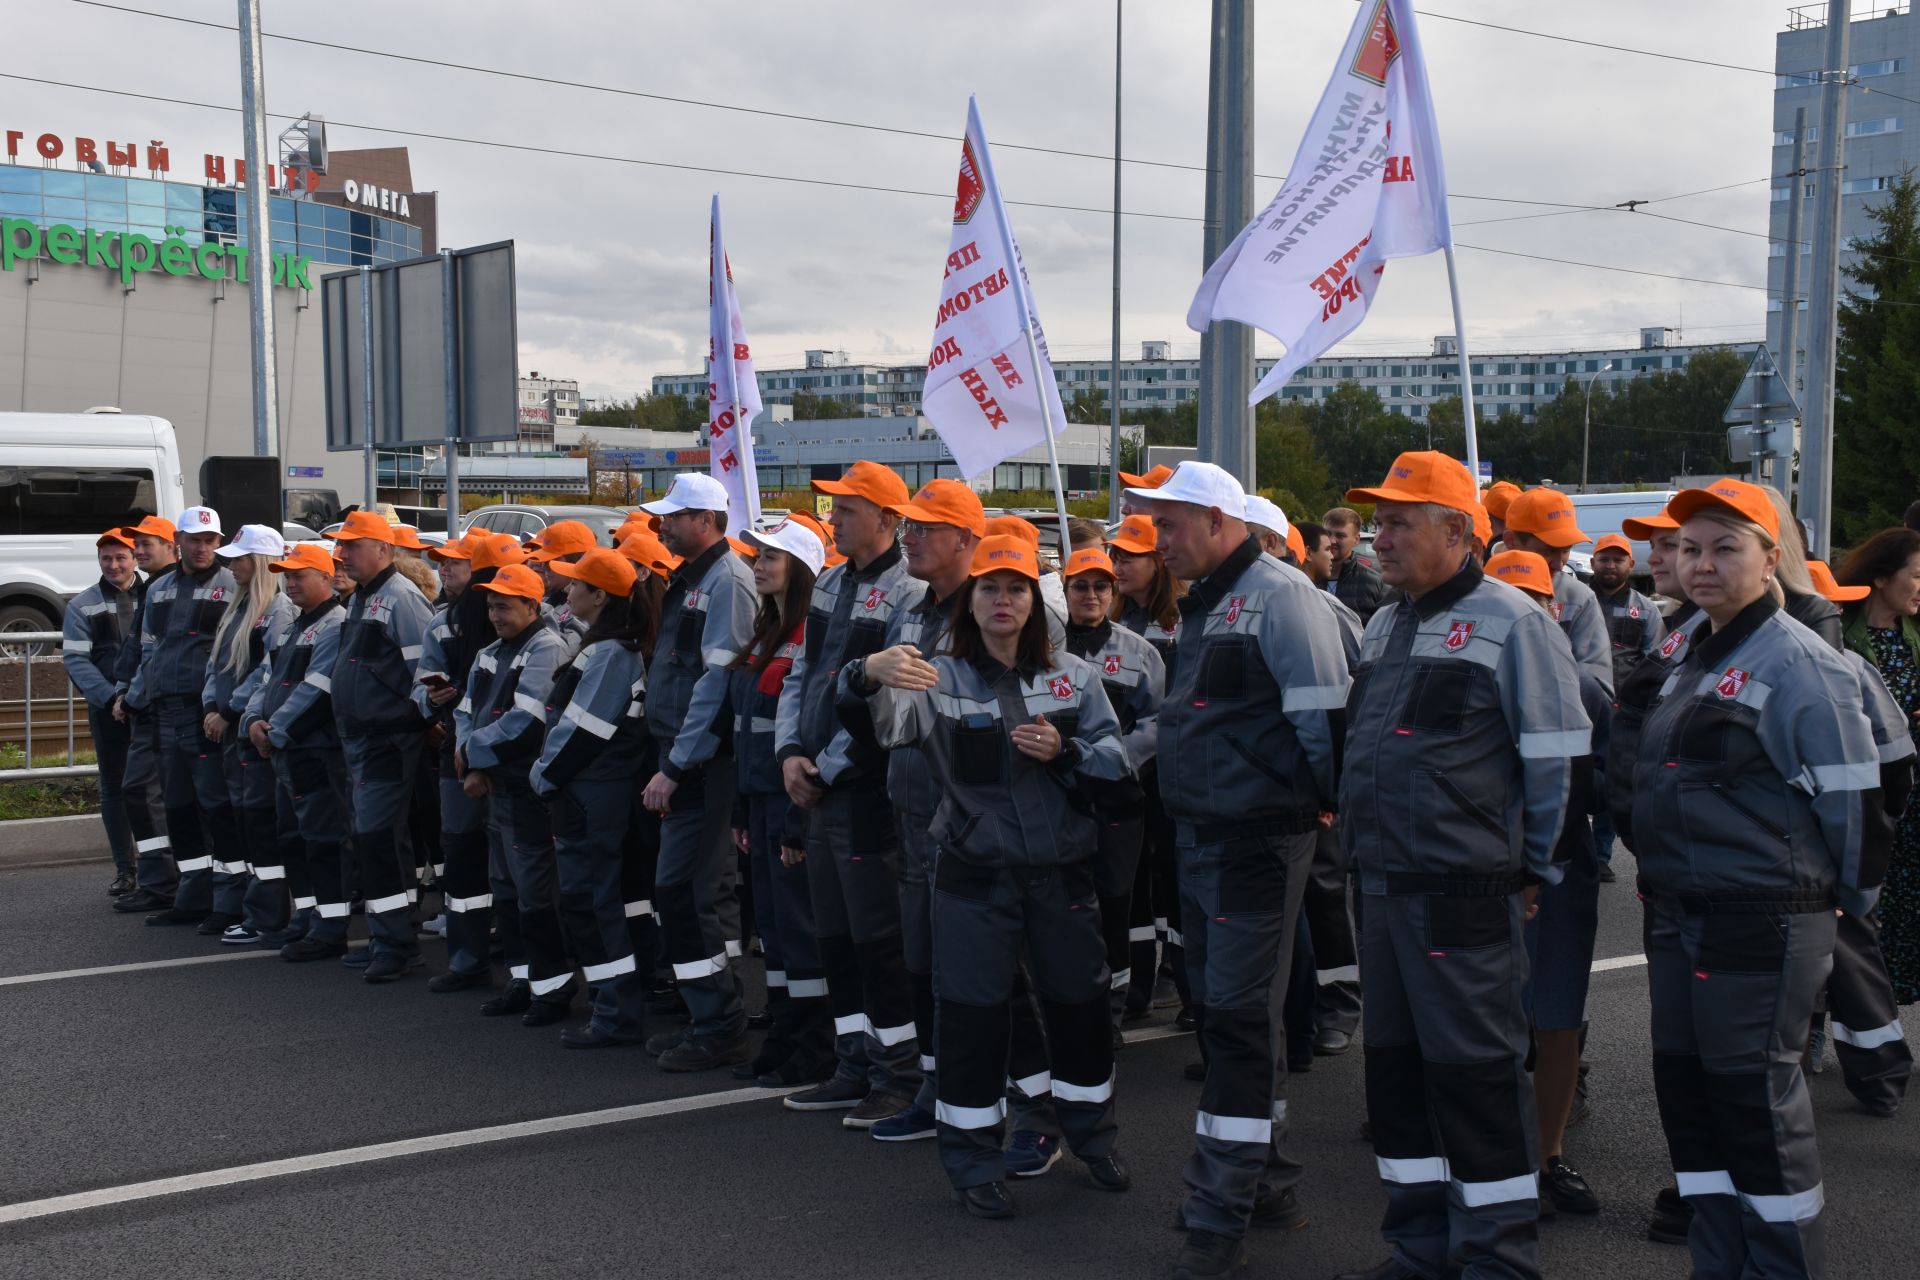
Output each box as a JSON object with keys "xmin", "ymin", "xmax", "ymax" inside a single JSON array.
[
  {"xmin": 1344, "ymin": 484, "xmax": 1432, "ymax": 507},
  {"xmin": 638, "ymin": 498, "xmax": 685, "ymax": 515},
  {"xmin": 545, "ymin": 559, "xmax": 586, "ymax": 580},
  {"xmin": 809, "ymin": 478, "xmax": 858, "ymax": 496},
  {"xmin": 1665, "ymin": 489, "xmax": 1763, "ymax": 532},
  {"xmin": 1522, "ymin": 526, "xmax": 1591, "ymax": 549},
  {"xmin": 1619, "ymin": 516, "xmax": 1677, "ymax": 540},
  {"xmin": 1827, "ymin": 585, "xmax": 1871, "ymax": 602}
]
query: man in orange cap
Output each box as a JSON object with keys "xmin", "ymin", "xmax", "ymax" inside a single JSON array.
[
  {"xmin": 1501, "ymin": 486, "xmax": 1615, "ymax": 697},
  {"xmin": 529, "ymin": 519, "xmax": 599, "ymax": 648},
  {"xmin": 1117, "ymin": 463, "xmax": 1175, "ymax": 517},
  {"xmin": 775, "ymin": 459, "xmax": 931, "ymax": 1122},
  {"xmin": 106, "ymin": 515, "xmax": 180, "ymax": 911},
  {"xmin": 1321, "ymin": 505, "xmax": 1384, "ymax": 623},
  {"xmin": 1585, "ymin": 531, "xmax": 1663, "ymax": 886},
  {"xmin": 1482, "ymin": 480, "xmax": 1521, "ymax": 545},
  {"xmin": 1340, "ymin": 451, "xmax": 1591, "ymax": 1280},
  {"xmin": 65, "ymin": 529, "xmax": 144, "ymax": 896}
]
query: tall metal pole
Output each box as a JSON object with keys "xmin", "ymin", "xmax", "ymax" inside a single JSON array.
[
  {"xmin": 1777, "ymin": 106, "xmax": 1809, "ymax": 492},
  {"xmin": 1107, "ymin": 0, "xmax": 1123, "ymax": 522},
  {"xmin": 1799, "ymin": 0, "xmax": 1850, "ymax": 559},
  {"xmin": 1196, "ymin": 0, "xmax": 1254, "ymax": 487},
  {"xmin": 359, "ymin": 265, "xmax": 375, "ymax": 507},
  {"xmin": 1443, "ymin": 248, "xmax": 1481, "ymax": 482},
  {"xmin": 441, "ymin": 249, "xmax": 461, "ymax": 533},
  {"xmin": 1580, "ymin": 361, "xmax": 1612, "ymax": 493},
  {"xmin": 237, "ymin": 0, "xmax": 278, "ymax": 461}
]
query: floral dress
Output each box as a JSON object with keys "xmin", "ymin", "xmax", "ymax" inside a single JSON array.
[{"xmin": 1866, "ymin": 626, "xmax": 1920, "ymax": 1005}]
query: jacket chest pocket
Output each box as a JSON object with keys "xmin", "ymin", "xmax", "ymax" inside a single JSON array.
[
  {"xmin": 672, "ymin": 606, "xmax": 707, "ymax": 664},
  {"xmin": 283, "ymin": 649, "xmax": 313, "ymax": 685},
  {"xmin": 189, "ymin": 599, "xmax": 228, "ymax": 635},
  {"xmin": 1194, "ymin": 634, "xmax": 1251, "ymax": 702},
  {"xmin": 1346, "ymin": 661, "xmax": 1374, "ymax": 719},
  {"xmin": 1666, "ymin": 698, "xmax": 1753, "ymax": 766},
  {"xmin": 846, "ymin": 616, "xmax": 888, "ymax": 662},
  {"xmin": 803, "ymin": 608, "xmax": 831, "ymax": 664},
  {"xmin": 1399, "ymin": 662, "xmax": 1476, "ymax": 735},
  {"xmin": 950, "ymin": 720, "xmax": 1005, "ymax": 785}
]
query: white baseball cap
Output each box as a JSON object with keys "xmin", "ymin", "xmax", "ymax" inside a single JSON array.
[
  {"xmin": 742, "ymin": 518, "xmax": 827, "ymax": 577},
  {"xmin": 641, "ymin": 472, "xmax": 731, "ymax": 516},
  {"xmin": 217, "ymin": 523, "xmax": 287, "ymax": 559},
  {"xmin": 175, "ymin": 506, "xmax": 223, "ymax": 535},
  {"xmin": 1242, "ymin": 494, "xmax": 1290, "ymax": 539},
  {"xmin": 1122, "ymin": 460, "xmax": 1247, "ymax": 520}
]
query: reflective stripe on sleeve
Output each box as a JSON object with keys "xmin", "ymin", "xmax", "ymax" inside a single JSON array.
[
  {"xmin": 513, "ymin": 692, "xmax": 545, "ymax": 717},
  {"xmin": 764, "ymin": 970, "xmax": 788, "ymax": 988},
  {"xmin": 1053, "ymin": 1071, "xmax": 1115, "ymax": 1104},
  {"xmin": 623, "ymin": 899, "xmax": 653, "ymax": 918},
  {"xmin": 136, "ymin": 836, "xmax": 171, "ymax": 852},
  {"xmin": 870, "ymin": 1019, "xmax": 916, "ymax": 1047},
  {"xmin": 1807, "ymin": 761, "xmax": 1880, "ymax": 792},
  {"xmin": 1518, "ymin": 728, "xmax": 1591, "ymax": 758},
  {"xmin": 582, "ymin": 954, "xmax": 636, "ymax": 983},
  {"xmin": 1378, "ymin": 1156, "xmax": 1450, "ymax": 1185},
  {"xmin": 251, "ymin": 864, "xmax": 286, "ymax": 880},
  {"xmin": 316, "ymin": 901, "xmax": 351, "ymax": 919},
  {"xmin": 1454, "ymin": 1172, "xmax": 1538, "ymax": 1207},
  {"xmin": 702, "ymin": 648, "xmax": 740, "ymax": 667},
  {"xmin": 1316, "ymin": 964, "xmax": 1359, "ymax": 984},
  {"xmin": 562, "ymin": 702, "xmax": 619, "ymax": 740},
  {"xmin": 834, "ymin": 1013, "xmax": 870, "ymax": 1038},
  {"xmin": 509, "ymin": 964, "xmax": 530, "ymax": 980},
  {"xmin": 724, "ymin": 938, "xmax": 744, "ymax": 958},
  {"xmin": 303, "ymin": 671, "xmax": 332, "ymax": 692},
  {"xmin": 401, "ymin": 645, "xmax": 423, "ymax": 661},
  {"xmin": 1195, "ymin": 1111, "xmax": 1270, "ymax": 1144},
  {"xmin": 62, "ymin": 639, "xmax": 91, "ymax": 653},
  {"xmin": 292, "ymin": 895, "xmax": 317, "ymax": 910},
  {"xmin": 935, "ymin": 1099, "xmax": 1006, "ymax": 1130},
  {"xmin": 1282, "ymin": 683, "xmax": 1350, "ymax": 712},
  {"xmin": 1128, "ymin": 925, "xmax": 1158, "ymax": 943},
  {"xmin": 1109, "ymin": 967, "xmax": 1132, "ymax": 989}
]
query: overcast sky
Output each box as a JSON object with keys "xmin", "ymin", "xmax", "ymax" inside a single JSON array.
[{"xmin": 2, "ymin": 0, "xmax": 1790, "ymax": 403}]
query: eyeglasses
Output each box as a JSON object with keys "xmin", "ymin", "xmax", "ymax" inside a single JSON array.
[
  {"xmin": 1067, "ymin": 578, "xmax": 1114, "ymax": 594},
  {"xmin": 903, "ymin": 520, "xmax": 959, "ymax": 538}
]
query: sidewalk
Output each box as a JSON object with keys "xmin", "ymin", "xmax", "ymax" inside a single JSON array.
[{"xmin": 0, "ymin": 815, "xmax": 110, "ymax": 870}]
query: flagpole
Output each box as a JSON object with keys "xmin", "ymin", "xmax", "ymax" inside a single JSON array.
[{"xmin": 1443, "ymin": 245, "xmax": 1480, "ymax": 481}]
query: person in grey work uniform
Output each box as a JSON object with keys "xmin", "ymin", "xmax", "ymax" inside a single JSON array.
[
  {"xmin": 638, "ymin": 472, "xmax": 757, "ymax": 1072},
  {"xmin": 64, "ymin": 528, "xmax": 143, "ymax": 897},
  {"xmin": 329, "ymin": 510, "xmax": 434, "ymax": 983},
  {"xmin": 1123, "ymin": 462, "xmax": 1349, "ymax": 1280},
  {"xmin": 109, "ymin": 514, "xmax": 182, "ymax": 913},
  {"xmin": 1585, "ymin": 533, "xmax": 1663, "ymax": 883},
  {"xmin": 854, "ymin": 533, "xmax": 1132, "ymax": 1220},
  {"xmin": 1632, "ymin": 478, "xmax": 1882, "ymax": 1280},
  {"xmin": 1337, "ymin": 451, "xmax": 1591, "ymax": 1280},
  {"xmin": 415, "ymin": 533, "xmax": 489, "ymax": 991},
  {"xmin": 776, "ymin": 460, "xmax": 928, "ymax": 1123},
  {"xmin": 240, "ymin": 543, "xmax": 351, "ymax": 960},
  {"xmin": 1499, "ymin": 487, "xmax": 1614, "ymax": 700},
  {"xmin": 124, "ymin": 505, "xmax": 237, "ymax": 926}
]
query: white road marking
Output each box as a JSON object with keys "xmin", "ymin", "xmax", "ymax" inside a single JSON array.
[
  {"xmin": 1591, "ymin": 953, "xmax": 1649, "ymax": 973},
  {"xmin": 0, "ymin": 951, "xmax": 277, "ymax": 988}
]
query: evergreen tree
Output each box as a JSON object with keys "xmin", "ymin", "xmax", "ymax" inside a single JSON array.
[{"xmin": 1833, "ymin": 169, "xmax": 1920, "ymax": 545}]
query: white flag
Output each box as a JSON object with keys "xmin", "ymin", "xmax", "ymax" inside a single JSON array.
[
  {"xmin": 923, "ymin": 96, "xmax": 1069, "ymax": 480},
  {"xmin": 708, "ymin": 195, "xmax": 763, "ymax": 526},
  {"xmin": 1187, "ymin": 0, "xmax": 1452, "ymax": 404}
]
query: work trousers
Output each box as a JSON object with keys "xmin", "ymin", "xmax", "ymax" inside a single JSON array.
[
  {"xmin": 1176, "ymin": 827, "xmax": 1313, "ymax": 1242},
  {"xmin": 1129, "ymin": 787, "xmax": 1190, "ymax": 1014},
  {"xmin": 486, "ymin": 769, "xmax": 572, "ymax": 1001},
  {"xmin": 437, "ymin": 762, "xmax": 492, "ymax": 978},
  {"xmin": 88, "ymin": 704, "xmax": 134, "ymax": 875},
  {"xmin": 156, "ymin": 694, "xmax": 238, "ymax": 912},
  {"xmin": 341, "ymin": 730, "xmax": 422, "ymax": 961},
  {"xmin": 122, "ymin": 707, "xmax": 174, "ymax": 897},
  {"xmin": 1362, "ymin": 889, "xmax": 1540, "ymax": 1280},
  {"xmin": 1305, "ymin": 821, "xmax": 1362, "ymax": 1036},
  {"xmin": 273, "ymin": 746, "xmax": 351, "ymax": 944},
  {"xmin": 1826, "ymin": 906, "xmax": 1912, "ymax": 1113},
  {"xmin": 221, "ymin": 734, "xmax": 286, "ymax": 932},
  {"xmin": 1649, "ymin": 901, "xmax": 1833, "ymax": 1280},
  {"xmin": 1092, "ymin": 813, "xmax": 1146, "ymax": 1029},
  {"xmin": 655, "ymin": 761, "xmax": 743, "ymax": 1039},
  {"xmin": 554, "ymin": 773, "xmax": 646, "ymax": 1037},
  {"xmin": 808, "ymin": 781, "xmax": 919, "ymax": 1098},
  {"xmin": 748, "ymin": 792, "xmax": 830, "ymax": 1072},
  {"xmin": 931, "ymin": 856, "xmax": 1116, "ymax": 1190}
]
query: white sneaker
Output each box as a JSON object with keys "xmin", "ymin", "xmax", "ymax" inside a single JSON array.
[{"xmin": 221, "ymin": 923, "xmax": 263, "ymax": 946}]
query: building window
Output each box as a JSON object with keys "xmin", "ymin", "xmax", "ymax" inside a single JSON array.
[{"xmin": 1843, "ymin": 176, "xmax": 1893, "ymax": 195}]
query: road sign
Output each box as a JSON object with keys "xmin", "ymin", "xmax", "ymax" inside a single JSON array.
[{"xmin": 1724, "ymin": 346, "xmax": 1798, "ymax": 463}]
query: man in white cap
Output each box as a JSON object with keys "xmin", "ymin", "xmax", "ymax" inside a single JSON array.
[
  {"xmin": 1243, "ymin": 495, "xmax": 1291, "ymax": 562},
  {"xmin": 122, "ymin": 506, "xmax": 238, "ymax": 926},
  {"xmin": 638, "ymin": 472, "xmax": 758, "ymax": 1071},
  {"xmin": 1128, "ymin": 463, "xmax": 1350, "ymax": 1278}
]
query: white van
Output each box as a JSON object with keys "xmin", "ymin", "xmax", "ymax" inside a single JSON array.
[
  {"xmin": 1563, "ymin": 489, "xmax": 1678, "ymax": 576},
  {"xmin": 0, "ymin": 412, "xmax": 187, "ymax": 633}
]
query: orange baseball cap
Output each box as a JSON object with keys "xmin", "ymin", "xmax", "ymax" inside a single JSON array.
[
  {"xmin": 1346, "ymin": 450, "xmax": 1480, "ymax": 519},
  {"xmin": 473, "ymin": 563, "xmax": 546, "ymax": 603},
  {"xmin": 784, "ymin": 511, "xmax": 844, "ymax": 568},
  {"xmin": 970, "ymin": 534, "xmax": 1042, "ymax": 581},
  {"xmin": 332, "ymin": 510, "xmax": 397, "ymax": 544},
  {"xmin": 1503, "ymin": 487, "xmax": 1591, "ymax": 548},
  {"xmin": 1471, "ymin": 503, "xmax": 1492, "ymax": 548},
  {"xmin": 1482, "ymin": 480, "xmax": 1521, "ymax": 520},
  {"xmin": 1062, "ymin": 548, "xmax": 1115, "ymax": 580},
  {"xmin": 427, "ymin": 535, "xmax": 473, "ymax": 563},
  {"xmin": 123, "ymin": 514, "xmax": 177, "ymax": 541},
  {"xmin": 469, "ymin": 532, "xmax": 528, "ymax": 572},
  {"xmin": 621, "ymin": 511, "xmax": 662, "ymax": 534},
  {"xmin": 1593, "ymin": 534, "xmax": 1634, "ymax": 557},
  {"xmin": 1485, "ymin": 549, "xmax": 1556, "ymax": 598},
  {"xmin": 1666, "ymin": 478, "xmax": 1779, "ymax": 540},
  {"xmin": 530, "ymin": 519, "xmax": 598, "ymax": 562},
  {"xmin": 548, "ymin": 546, "xmax": 637, "ymax": 597},
  {"xmin": 891, "ymin": 478, "xmax": 987, "ymax": 537},
  {"xmin": 617, "ymin": 529, "xmax": 681, "ymax": 580},
  {"xmin": 984, "ymin": 515, "xmax": 1041, "ymax": 547},
  {"xmin": 1620, "ymin": 510, "xmax": 1679, "ymax": 541},
  {"xmin": 269, "ymin": 543, "xmax": 338, "ymax": 576},
  {"xmin": 97, "ymin": 528, "xmax": 135, "ymax": 550},
  {"xmin": 1106, "ymin": 514, "xmax": 1158, "ymax": 556},
  {"xmin": 1118, "ymin": 464, "xmax": 1175, "ymax": 489},
  {"xmin": 728, "ymin": 535, "xmax": 758, "ymax": 560},
  {"xmin": 1806, "ymin": 559, "xmax": 1870, "ymax": 603},
  {"xmin": 391, "ymin": 525, "xmax": 430, "ymax": 552},
  {"xmin": 812, "ymin": 460, "xmax": 909, "ymax": 509},
  {"xmin": 1285, "ymin": 525, "xmax": 1307, "ymax": 562}
]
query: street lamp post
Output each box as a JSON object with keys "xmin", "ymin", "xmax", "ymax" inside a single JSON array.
[{"xmin": 1581, "ymin": 360, "xmax": 1616, "ymax": 494}]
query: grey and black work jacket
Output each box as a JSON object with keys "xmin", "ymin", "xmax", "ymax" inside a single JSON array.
[
  {"xmin": 1342, "ymin": 561, "xmax": 1591, "ymax": 891},
  {"xmin": 203, "ymin": 593, "xmax": 295, "ymax": 723},
  {"xmin": 1063, "ymin": 618, "xmax": 1164, "ymax": 816},
  {"xmin": 411, "ymin": 600, "xmax": 459, "ymax": 726},
  {"xmin": 1156, "ymin": 536, "xmax": 1350, "ymax": 835},
  {"xmin": 242, "ymin": 599, "xmax": 345, "ymax": 751},
  {"xmin": 1631, "ymin": 598, "xmax": 1882, "ymax": 918},
  {"xmin": 331, "ymin": 564, "xmax": 431, "ymax": 738},
  {"xmin": 648, "ymin": 539, "xmax": 755, "ymax": 782},
  {"xmin": 62, "ymin": 575, "xmax": 138, "ymax": 709},
  {"xmin": 775, "ymin": 541, "xmax": 925, "ymax": 788},
  {"xmin": 1591, "ymin": 581, "xmax": 1664, "ymax": 688},
  {"xmin": 732, "ymin": 624, "xmax": 803, "ymax": 802},
  {"xmin": 542, "ymin": 600, "xmax": 589, "ymax": 657},
  {"xmin": 126, "ymin": 560, "xmax": 236, "ymax": 709},
  {"xmin": 859, "ymin": 651, "xmax": 1128, "ymax": 869},
  {"xmin": 1551, "ymin": 568, "xmax": 1615, "ymax": 698},
  {"xmin": 1116, "ymin": 597, "xmax": 1179, "ymax": 666},
  {"xmin": 457, "ymin": 621, "xmax": 566, "ymax": 773},
  {"xmin": 1320, "ymin": 590, "xmax": 1365, "ymax": 665},
  {"xmin": 531, "ymin": 638, "xmax": 649, "ymax": 797},
  {"xmin": 113, "ymin": 565, "xmax": 170, "ymax": 697},
  {"xmin": 1607, "ymin": 601, "xmax": 1699, "ymax": 852},
  {"xmin": 874, "ymin": 585, "xmax": 962, "ymax": 822}
]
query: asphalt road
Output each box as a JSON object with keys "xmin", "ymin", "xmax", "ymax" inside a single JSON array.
[{"xmin": 1, "ymin": 857, "xmax": 1915, "ymax": 1280}]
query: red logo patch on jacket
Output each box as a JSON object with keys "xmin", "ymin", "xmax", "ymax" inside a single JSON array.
[
  {"xmin": 1628, "ymin": 604, "xmax": 1642, "ymax": 619},
  {"xmin": 1103, "ymin": 652, "xmax": 1122, "ymax": 676},
  {"xmin": 1443, "ymin": 620, "xmax": 1473, "ymax": 651},
  {"xmin": 1224, "ymin": 596, "xmax": 1244, "ymax": 626},
  {"xmin": 1661, "ymin": 629, "xmax": 1687, "ymax": 659},
  {"xmin": 1049, "ymin": 675, "xmax": 1074, "ymax": 700},
  {"xmin": 863, "ymin": 587, "xmax": 886, "ymax": 611},
  {"xmin": 1715, "ymin": 667, "xmax": 1750, "ymax": 699},
  {"xmin": 1548, "ymin": 601, "xmax": 1564, "ymax": 621}
]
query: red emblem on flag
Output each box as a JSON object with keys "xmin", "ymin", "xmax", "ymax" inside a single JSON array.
[
  {"xmin": 1444, "ymin": 620, "xmax": 1473, "ymax": 651},
  {"xmin": 1224, "ymin": 596, "xmax": 1245, "ymax": 626},
  {"xmin": 1049, "ymin": 675, "xmax": 1074, "ymax": 701},
  {"xmin": 1661, "ymin": 629, "xmax": 1687, "ymax": 659},
  {"xmin": 1715, "ymin": 667, "xmax": 1750, "ymax": 699},
  {"xmin": 1349, "ymin": 0, "xmax": 1401, "ymax": 86},
  {"xmin": 863, "ymin": 587, "xmax": 886, "ymax": 611},
  {"xmin": 1103, "ymin": 652, "xmax": 1122, "ymax": 675},
  {"xmin": 953, "ymin": 138, "xmax": 984, "ymax": 225}
]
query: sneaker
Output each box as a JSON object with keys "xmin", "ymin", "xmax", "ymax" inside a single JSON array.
[
  {"xmin": 1005, "ymin": 1130, "xmax": 1061, "ymax": 1178},
  {"xmin": 195, "ymin": 911, "xmax": 242, "ymax": 937},
  {"xmin": 870, "ymin": 1103, "xmax": 938, "ymax": 1142},
  {"xmin": 1647, "ymin": 1183, "xmax": 1692, "ymax": 1246},
  {"xmin": 843, "ymin": 1091, "xmax": 911, "ymax": 1130},
  {"xmin": 113, "ymin": 889, "xmax": 171, "ymax": 914},
  {"xmin": 1808, "ymin": 1025, "xmax": 1829, "ymax": 1074},
  {"xmin": 221, "ymin": 923, "xmax": 263, "ymax": 946},
  {"xmin": 1171, "ymin": 1228, "xmax": 1246, "ymax": 1279},
  {"xmin": 363, "ymin": 952, "xmax": 425, "ymax": 983},
  {"xmin": 1541, "ymin": 1156, "xmax": 1599, "ymax": 1215},
  {"xmin": 1250, "ymin": 1185, "xmax": 1308, "ymax": 1231},
  {"xmin": 259, "ymin": 924, "xmax": 305, "ymax": 948},
  {"xmin": 1152, "ymin": 975, "xmax": 1181, "ymax": 1009},
  {"xmin": 420, "ymin": 913, "xmax": 448, "ymax": 938},
  {"xmin": 657, "ymin": 1033, "xmax": 753, "ymax": 1073},
  {"xmin": 340, "ymin": 947, "xmax": 373, "ymax": 969},
  {"xmin": 1597, "ymin": 861, "xmax": 1617, "ymax": 883},
  {"xmin": 280, "ymin": 937, "xmax": 346, "ymax": 962},
  {"xmin": 784, "ymin": 1077, "xmax": 867, "ymax": 1112}
]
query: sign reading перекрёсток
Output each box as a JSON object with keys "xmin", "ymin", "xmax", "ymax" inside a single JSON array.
[{"xmin": 0, "ymin": 217, "xmax": 315, "ymax": 289}]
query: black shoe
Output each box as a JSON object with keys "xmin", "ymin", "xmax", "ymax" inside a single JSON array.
[
  {"xmin": 1859, "ymin": 1093, "xmax": 1901, "ymax": 1118},
  {"xmin": 195, "ymin": 911, "xmax": 242, "ymax": 937},
  {"xmin": 1287, "ymin": 1047, "xmax": 1314, "ymax": 1074},
  {"xmin": 1597, "ymin": 861, "xmax": 1617, "ymax": 883},
  {"xmin": 427, "ymin": 969, "xmax": 491, "ymax": 994},
  {"xmin": 658, "ymin": 1032, "xmax": 753, "ymax": 1073},
  {"xmin": 561, "ymin": 1026, "xmax": 645, "ymax": 1049},
  {"xmin": 146, "ymin": 905, "xmax": 208, "ymax": 926},
  {"xmin": 258, "ymin": 924, "xmax": 304, "ymax": 948},
  {"xmin": 783, "ymin": 1076, "xmax": 867, "ymax": 1110},
  {"xmin": 480, "ymin": 978, "xmax": 532, "ymax": 1017},
  {"xmin": 1121, "ymin": 1004, "xmax": 1152, "ymax": 1024},
  {"xmin": 113, "ymin": 889, "xmax": 171, "ymax": 913},
  {"xmin": 363, "ymin": 952, "xmax": 424, "ymax": 983},
  {"xmin": 1184, "ymin": 1060, "xmax": 1207, "ymax": 1082},
  {"xmin": 1647, "ymin": 1183, "xmax": 1692, "ymax": 1246},
  {"xmin": 1175, "ymin": 1005, "xmax": 1198, "ymax": 1031},
  {"xmin": 746, "ymin": 1008, "xmax": 774, "ymax": 1030},
  {"xmin": 1086, "ymin": 1153, "xmax": 1131, "ymax": 1192},
  {"xmin": 758, "ymin": 1056, "xmax": 836, "ymax": 1088},
  {"xmin": 280, "ymin": 937, "xmax": 346, "ymax": 962},
  {"xmin": 1333, "ymin": 1260, "xmax": 1424, "ymax": 1280},
  {"xmin": 1359, "ymin": 1118, "xmax": 1372, "ymax": 1142},
  {"xmin": 522, "ymin": 997, "xmax": 573, "ymax": 1028},
  {"xmin": 1113, "ymin": 1024, "xmax": 1128, "ymax": 1051},
  {"xmin": 645, "ymin": 1027, "xmax": 688, "ymax": 1057},
  {"xmin": 1171, "ymin": 1228, "xmax": 1245, "ymax": 1278},
  {"xmin": 108, "ymin": 872, "xmax": 135, "ymax": 896},
  {"xmin": 1250, "ymin": 1186, "xmax": 1308, "ymax": 1231},
  {"xmin": 960, "ymin": 1181, "xmax": 1014, "ymax": 1220},
  {"xmin": 1541, "ymin": 1156, "xmax": 1599, "ymax": 1215},
  {"xmin": 842, "ymin": 1091, "xmax": 911, "ymax": 1130},
  {"xmin": 340, "ymin": 947, "xmax": 373, "ymax": 969},
  {"xmin": 1313, "ymin": 1027, "xmax": 1353, "ymax": 1056}
]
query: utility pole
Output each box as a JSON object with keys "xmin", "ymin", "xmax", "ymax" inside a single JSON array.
[
  {"xmin": 1108, "ymin": 0, "xmax": 1123, "ymax": 522},
  {"xmin": 1799, "ymin": 0, "xmax": 1850, "ymax": 559},
  {"xmin": 1196, "ymin": 0, "xmax": 1254, "ymax": 487},
  {"xmin": 236, "ymin": 0, "xmax": 278, "ymax": 461},
  {"xmin": 1775, "ymin": 106, "xmax": 1809, "ymax": 489}
]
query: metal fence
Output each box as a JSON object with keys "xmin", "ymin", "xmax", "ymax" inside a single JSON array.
[{"xmin": 0, "ymin": 632, "xmax": 96, "ymax": 782}]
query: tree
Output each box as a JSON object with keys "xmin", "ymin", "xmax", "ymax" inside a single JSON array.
[
  {"xmin": 790, "ymin": 390, "xmax": 851, "ymax": 420},
  {"xmin": 578, "ymin": 391, "xmax": 706, "ymax": 433},
  {"xmin": 1253, "ymin": 398, "xmax": 1333, "ymax": 512},
  {"xmin": 1067, "ymin": 387, "xmax": 1108, "ymax": 424},
  {"xmin": 1834, "ymin": 169, "xmax": 1920, "ymax": 545}
]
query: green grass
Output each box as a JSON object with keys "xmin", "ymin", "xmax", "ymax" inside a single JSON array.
[{"xmin": 0, "ymin": 745, "xmax": 101, "ymax": 821}]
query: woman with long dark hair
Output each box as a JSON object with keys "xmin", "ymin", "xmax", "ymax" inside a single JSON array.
[
  {"xmin": 727, "ymin": 518, "xmax": 832, "ymax": 1086},
  {"xmin": 531, "ymin": 547, "xmax": 658, "ymax": 1047}
]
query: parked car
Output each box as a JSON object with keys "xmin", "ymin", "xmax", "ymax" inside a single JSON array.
[
  {"xmin": 461, "ymin": 504, "xmax": 630, "ymax": 546},
  {"xmin": 282, "ymin": 522, "xmax": 324, "ymax": 543}
]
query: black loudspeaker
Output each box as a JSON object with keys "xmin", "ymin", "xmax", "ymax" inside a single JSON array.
[{"xmin": 200, "ymin": 456, "xmax": 282, "ymax": 538}]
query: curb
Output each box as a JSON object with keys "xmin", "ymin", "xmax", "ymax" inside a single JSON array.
[{"xmin": 0, "ymin": 814, "xmax": 110, "ymax": 870}]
